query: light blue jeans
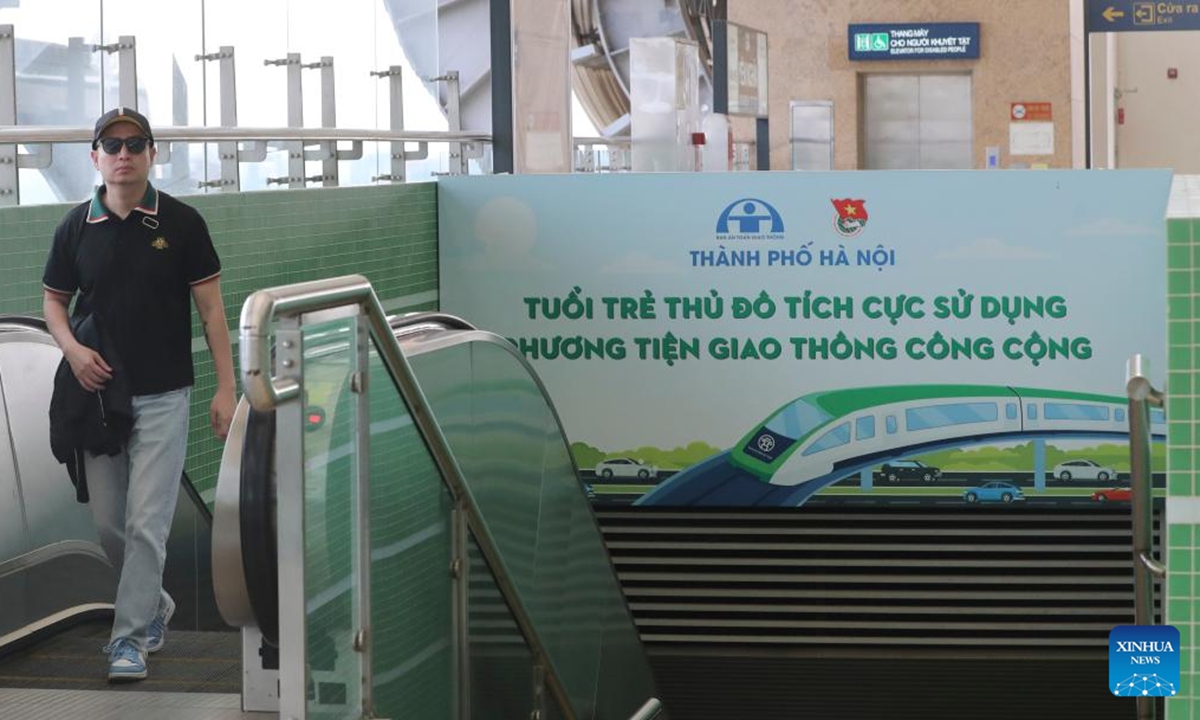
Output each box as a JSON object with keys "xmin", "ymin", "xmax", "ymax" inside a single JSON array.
[{"xmin": 85, "ymin": 387, "xmax": 190, "ymax": 647}]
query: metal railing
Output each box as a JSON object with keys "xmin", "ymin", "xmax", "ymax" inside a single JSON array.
[
  {"xmin": 0, "ymin": 124, "xmax": 644, "ymax": 206},
  {"xmin": 0, "ymin": 126, "xmax": 494, "ymax": 145},
  {"xmin": 1125, "ymin": 353, "xmax": 1167, "ymax": 720},
  {"xmin": 0, "ymin": 22, "xmax": 496, "ymax": 202},
  {"xmin": 574, "ymin": 135, "xmax": 631, "ymax": 172},
  {"xmin": 239, "ymin": 274, "xmax": 663, "ymax": 720},
  {"xmin": 0, "ymin": 124, "xmax": 492, "ymax": 201}
]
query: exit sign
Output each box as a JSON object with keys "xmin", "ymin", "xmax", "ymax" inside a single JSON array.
[{"xmin": 1086, "ymin": 0, "xmax": 1200, "ymax": 32}]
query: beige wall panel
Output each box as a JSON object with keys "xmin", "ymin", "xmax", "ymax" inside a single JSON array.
[
  {"xmin": 1115, "ymin": 32, "xmax": 1200, "ymax": 174},
  {"xmin": 730, "ymin": 0, "xmax": 1072, "ymax": 170},
  {"xmin": 511, "ymin": 0, "xmax": 573, "ymax": 173}
]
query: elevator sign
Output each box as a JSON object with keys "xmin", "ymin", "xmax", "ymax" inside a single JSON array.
[
  {"xmin": 1086, "ymin": 1, "xmax": 1200, "ymax": 32},
  {"xmin": 848, "ymin": 22, "xmax": 981, "ymax": 60}
]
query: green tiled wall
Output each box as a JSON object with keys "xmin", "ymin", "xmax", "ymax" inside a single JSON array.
[
  {"xmin": 1169, "ymin": 216, "xmax": 1200, "ymax": 715},
  {"xmin": 0, "ymin": 183, "xmax": 439, "ymax": 502}
]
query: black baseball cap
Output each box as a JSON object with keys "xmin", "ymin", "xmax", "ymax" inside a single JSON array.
[{"xmin": 92, "ymin": 107, "xmax": 154, "ymax": 149}]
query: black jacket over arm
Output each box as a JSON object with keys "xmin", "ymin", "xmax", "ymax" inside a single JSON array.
[{"xmin": 48, "ymin": 314, "xmax": 133, "ymax": 503}]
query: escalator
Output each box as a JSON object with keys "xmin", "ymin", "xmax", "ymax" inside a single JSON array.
[
  {"xmin": 0, "ymin": 283, "xmax": 665, "ymax": 718},
  {"xmin": 0, "ymin": 316, "xmax": 115, "ymax": 649},
  {"xmin": 0, "ymin": 317, "xmax": 237, "ymax": 711},
  {"xmin": 208, "ymin": 280, "xmax": 665, "ymax": 719}
]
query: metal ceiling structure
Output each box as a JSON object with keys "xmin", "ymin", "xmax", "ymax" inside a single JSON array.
[
  {"xmin": 383, "ymin": 0, "xmax": 723, "ymax": 138},
  {"xmin": 569, "ymin": 0, "xmax": 722, "ymax": 136}
]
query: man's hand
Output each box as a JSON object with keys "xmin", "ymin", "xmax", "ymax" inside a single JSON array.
[
  {"xmin": 192, "ymin": 278, "xmax": 236, "ymax": 441},
  {"xmin": 210, "ymin": 388, "xmax": 235, "ymax": 441},
  {"xmin": 43, "ymin": 289, "xmax": 111, "ymax": 392},
  {"xmin": 65, "ymin": 343, "xmax": 112, "ymax": 392}
]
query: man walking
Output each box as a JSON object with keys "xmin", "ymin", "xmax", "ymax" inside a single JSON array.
[{"xmin": 42, "ymin": 108, "xmax": 236, "ymax": 682}]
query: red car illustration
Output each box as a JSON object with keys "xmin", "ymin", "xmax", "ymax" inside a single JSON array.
[{"xmin": 1091, "ymin": 487, "xmax": 1132, "ymax": 503}]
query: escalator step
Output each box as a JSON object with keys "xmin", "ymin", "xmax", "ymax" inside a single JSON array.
[{"xmin": 0, "ymin": 621, "xmax": 239, "ymax": 693}]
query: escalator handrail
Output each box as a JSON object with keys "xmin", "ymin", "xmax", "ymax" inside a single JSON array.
[
  {"xmin": 239, "ymin": 275, "xmax": 588, "ymax": 720},
  {"xmin": 627, "ymin": 698, "xmax": 665, "ymax": 720},
  {"xmin": 179, "ymin": 470, "xmax": 213, "ymax": 525},
  {"xmin": 1125, "ymin": 355, "xmax": 1167, "ymax": 614},
  {"xmin": 0, "ymin": 315, "xmax": 48, "ymax": 332},
  {"xmin": 1125, "ymin": 354, "xmax": 1166, "ymax": 720},
  {"xmin": 388, "ymin": 311, "xmax": 476, "ymax": 334},
  {"xmin": 238, "ymin": 407, "xmax": 278, "ymax": 645}
]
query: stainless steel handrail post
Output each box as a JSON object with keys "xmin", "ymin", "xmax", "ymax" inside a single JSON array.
[
  {"xmin": 194, "ymin": 46, "xmax": 240, "ymax": 191},
  {"xmin": 0, "ymin": 25, "xmax": 17, "ymax": 207},
  {"xmin": 351, "ymin": 313, "xmax": 374, "ymax": 717},
  {"xmin": 451, "ymin": 501, "xmax": 470, "ymax": 720},
  {"xmin": 1125, "ymin": 354, "xmax": 1167, "ymax": 720},
  {"xmin": 243, "ymin": 274, "xmax": 650, "ymax": 720},
  {"xmin": 273, "ymin": 316, "xmax": 308, "ymax": 720}
]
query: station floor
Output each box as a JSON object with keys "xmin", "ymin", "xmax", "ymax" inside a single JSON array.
[{"xmin": 0, "ymin": 688, "xmax": 263, "ymax": 720}]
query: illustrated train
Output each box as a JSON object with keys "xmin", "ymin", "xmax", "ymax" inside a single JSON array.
[{"xmin": 728, "ymin": 384, "xmax": 1165, "ymax": 487}]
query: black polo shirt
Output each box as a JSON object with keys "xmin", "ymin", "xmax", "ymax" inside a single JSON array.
[{"xmin": 43, "ymin": 184, "xmax": 221, "ymax": 396}]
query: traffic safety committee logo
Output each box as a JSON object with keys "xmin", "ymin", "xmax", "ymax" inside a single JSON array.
[
  {"xmin": 831, "ymin": 198, "xmax": 868, "ymax": 237},
  {"xmin": 1109, "ymin": 625, "xmax": 1179, "ymax": 697},
  {"xmin": 716, "ymin": 198, "xmax": 785, "ymax": 238}
]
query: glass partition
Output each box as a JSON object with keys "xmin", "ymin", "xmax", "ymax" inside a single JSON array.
[
  {"xmin": 300, "ymin": 317, "xmax": 363, "ymax": 718},
  {"xmin": 380, "ymin": 0, "xmax": 440, "ymax": 106},
  {"xmin": 102, "ymin": 0, "xmax": 206, "ymax": 194},
  {"xmin": 0, "ymin": 1, "xmax": 102, "ymax": 204},
  {"xmin": 365, "ymin": 344, "xmax": 456, "ymax": 718},
  {"xmin": 0, "ymin": 0, "xmax": 470, "ymax": 204},
  {"xmin": 467, "ymin": 533, "xmax": 535, "ymax": 720},
  {"xmin": 299, "ymin": 317, "xmax": 457, "ymax": 719},
  {"xmin": 204, "ymin": 0, "xmax": 291, "ymax": 191}
]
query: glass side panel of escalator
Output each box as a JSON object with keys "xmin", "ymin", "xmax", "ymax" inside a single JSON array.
[
  {"xmin": 407, "ymin": 338, "xmax": 659, "ymax": 719},
  {"xmin": 300, "ymin": 318, "xmax": 456, "ymax": 719},
  {"xmin": 365, "ymin": 343, "xmax": 455, "ymax": 718},
  {"xmin": 466, "ymin": 531, "xmax": 537, "ymax": 719}
]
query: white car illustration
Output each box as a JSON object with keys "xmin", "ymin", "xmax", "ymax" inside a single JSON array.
[
  {"xmin": 1053, "ymin": 459, "xmax": 1116, "ymax": 481},
  {"xmin": 595, "ymin": 457, "xmax": 657, "ymax": 479}
]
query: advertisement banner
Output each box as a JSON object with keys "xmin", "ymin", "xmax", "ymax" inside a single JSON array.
[{"xmin": 438, "ymin": 171, "xmax": 1170, "ymax": 508}]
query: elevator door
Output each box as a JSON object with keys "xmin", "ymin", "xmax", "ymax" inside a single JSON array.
[{"xmin": 862, "ymin": 74, "xmax": 972, "ymax": 169}]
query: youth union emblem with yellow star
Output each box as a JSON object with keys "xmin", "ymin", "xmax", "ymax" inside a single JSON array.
[{"xmin": 831, "ymin": 198, "xmax": 868, "ymax": 238}]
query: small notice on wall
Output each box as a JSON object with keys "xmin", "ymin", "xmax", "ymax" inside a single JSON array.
[
  {"xmin": 1011, "ymin": 102, "xmax": 1052, "ymax": 121},
  {"xmin": 1010, "ymin": 121, "xmax": 1054, "ymax": 156}
]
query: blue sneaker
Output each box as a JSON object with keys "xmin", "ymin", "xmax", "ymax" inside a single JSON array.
[
  {"xmin": 146, "ymin": 596, "xmax": 175, "ymax": 654},
  {"xmin": 107, "ymin": 638, "xmax": 147, "ymax": 682}
]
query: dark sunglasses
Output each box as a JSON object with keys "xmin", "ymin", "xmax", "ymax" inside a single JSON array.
[{"xmin": 97, "ymin": 136, "xmax": 150, "ymax": 155}]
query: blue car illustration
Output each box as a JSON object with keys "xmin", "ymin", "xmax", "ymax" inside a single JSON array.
[{"xmin": 963, "ymin": 481, "xmax": 1025, "ymax": 504}]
